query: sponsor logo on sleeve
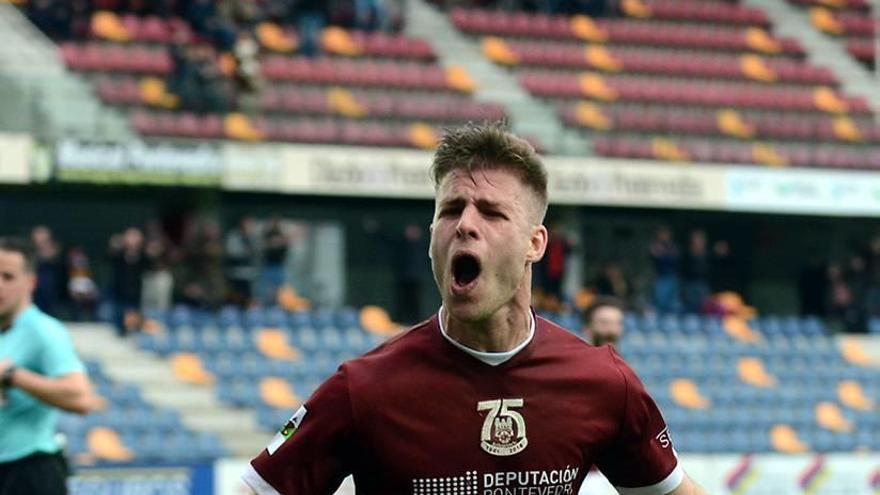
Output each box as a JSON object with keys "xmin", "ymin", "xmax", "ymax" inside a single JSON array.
[
  {"xmin": 266, "ymin": 405, "xmax": 307, "ymax": 455},
  {"xmin": 655, "ymin": 427, "xmax": 672, "ymax": 449}
]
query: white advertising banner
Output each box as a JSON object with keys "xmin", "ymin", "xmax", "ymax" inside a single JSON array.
[
  {"xmin": 217, "ymin": 454, "xmax": 880, "ymax": 495},
  {"xmin": 219, "ymin": 143, "xmax": 880, "ymax": 216},
  {"xmin": 0, "ymin": 133, "xmax": 32, "ymax": 184}
]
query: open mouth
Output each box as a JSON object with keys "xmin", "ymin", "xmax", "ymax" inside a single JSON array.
[{"xmin": 452, "ymin": 253, "xmax": 481, "ymax": 291}]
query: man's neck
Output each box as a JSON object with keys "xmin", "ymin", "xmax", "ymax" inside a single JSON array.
[
  {"xmin": 443, "ymin": 302, "xmax": 532, "ymax": 353},
  {"xmin": 0, "ymin": 301, "xmax": 29, "ymax": 333}
]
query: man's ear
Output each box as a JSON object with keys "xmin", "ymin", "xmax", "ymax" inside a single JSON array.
[
  {"xmin": 26, "ymin": 272, "xmax": 37, "ymax": 293},
  {"xmin": 526, "ymin": 224, "xmax": 548, "ymax": 263}
]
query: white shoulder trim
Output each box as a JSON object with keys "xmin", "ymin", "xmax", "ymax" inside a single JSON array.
[
  {"xmin": 616, "ymin": 463, "xmax": 683, "ymax": 495},
  {"xmin": 242, "ymin": 463, "xmax": 282, "ymax": 495}
]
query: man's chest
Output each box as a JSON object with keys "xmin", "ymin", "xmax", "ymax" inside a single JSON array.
[{"xmin": 351, "ymin": 374, "xmax": 618, "ymax": 493}]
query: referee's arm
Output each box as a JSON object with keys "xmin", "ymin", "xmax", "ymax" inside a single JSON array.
[
  {"xmin": 1, "ymin": 360, "xmax": 101, "ymax": 415},
  {"xmin": 667, "ymin": 473, "xmax": 707, "ymax": 495}
]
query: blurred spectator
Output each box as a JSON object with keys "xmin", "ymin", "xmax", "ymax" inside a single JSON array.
[
  {"xmin": 682, "ymin": 229, "xmax": 711, "ymax": 313},
  {"xmin": 540, "ymin": 223, "xmax": 573, "ymax": 306},
  {"xmin": 709, "ymin": 239, "xmax": 738, "ymax": 293},
  {"xmin": 581, "ymin": 296, "xmax": 624, "ymax": 347},
  {"xmin": 866, "ymin": 235, "xmax": 880, "ymax": 317},
  {"xmin": 142, "ymin": 236, "xmax": 174, "ymax": 314},
  {"xmin": 31, "ymin": 225, "xmax": 64, "ymax": 316},
  {"xmin": 259, "ymin": 217, "xmax": 290, "ymax": 306},
  {"xmin": 292, "ymin": 0, "xmax": 329, "ymax": 57},
  {"xmin": 593, "ymin": 262, "xmax": 630, "ymax": 305},
  {"xmin": 178, "ymin": 220, "xmax": 226, "ymax": 309},
  {"xmin": 649, "ymin": 227, "xmax": 680, "ymax": 314},
  {"xmin": 232, "ymin": 30, "xmax": 263, "ymax": 110},
  {"xmin": 844, "ymin": 254, "xmax": 868, "ymax": 333},
  {"xmin": 109, "ymin": 227, "xmax": 147, "ymax": 336},
  {"xmin": 66, "ymin": 244, "xmax": 97, "ymax": 321},
  {"xmin": 354, "ymin": 0, "xmax": 390, "ymax": 31},
  {"xmin": 27, "ymin": 0, "xmax": 72, "ymax": 40},
  {"xmin": 225, "ymin": 216, "xmax": 260, "ymax": 307},
  {"xmin": 798, "ymin": 254, "xmax": 828, "ymax": 317}
]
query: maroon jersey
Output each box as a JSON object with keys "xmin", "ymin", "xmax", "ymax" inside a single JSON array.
[{"xmin": 244, "ymin": 313, "xmax": 681, "ymax": 495}]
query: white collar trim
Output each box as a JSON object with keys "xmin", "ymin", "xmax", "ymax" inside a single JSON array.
[{"xmin": 438, "ymin": 307, "xmax": 536, "ymax": 366}]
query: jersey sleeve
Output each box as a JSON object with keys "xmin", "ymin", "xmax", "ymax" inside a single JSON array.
[
  {"xmin": 39, "ymin": 320, "xmax": 85, "ymax": 378},
  {"xmin": 595, "ymin": 347, "xmax": 682, "ymax": 495},
  {"xmin": 243, "ymin": 366, "xmax": 356, "ymax": 495}
]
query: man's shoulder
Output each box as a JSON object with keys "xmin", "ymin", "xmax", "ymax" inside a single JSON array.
[
  {"xmin": 20, "ymin": 306, "xmax": 67, "ymax": 336},
  {"xmin": 343, "ymin": 317, "xmax": 439, "ymax": 375},
  {"xmin": 534, "ymin": 316, "xmax": 628, "ymax": 377}
]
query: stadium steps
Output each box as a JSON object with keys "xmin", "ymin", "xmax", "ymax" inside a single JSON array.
[
  {"xmin": 68, "ymin": 323, "xmax": 271, "ymax": 457},
  {"xmin": 0, "ymin": 2, "xmax": 133, "ymax": 141},
  {"xmin": 742, "ymin": 0, "xmax": 880, "ymax": 116},
  {"xmin": 406, "ymin": 0, "xmax": 589, "ymax": 155}
]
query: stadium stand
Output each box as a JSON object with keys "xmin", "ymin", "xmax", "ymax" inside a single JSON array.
[
  {"xmin": 128, "ymin": 304, "xmax": 880, "ymax": 455},
  {"xmin": 790, "ymin": 0, "xmax": 875, "ymax": 69},
  {"xmin": 25, "ymin": 3, "xmax": 501, "ymax": 149},
  {"xmin": 448, "ymin": 1, "xmax": 880, "ymax": 169},
  {"xmin": 57, "ymin": 359, "xmax": 227, "ymax": 464}
]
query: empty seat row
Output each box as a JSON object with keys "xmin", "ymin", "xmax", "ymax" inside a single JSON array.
[
  {"xmin": 561, "ymin": 104, "xmax": 880, "ymax": 143},
  {"xmin": 450, "ymin": 9, "xmax": 804, "ymax": 56},
  {"xmin": 496, "ymin": 40, "xmax": 834, "ymax": 85},
  {"xmin": 131, "ymin": 111, "xmax": 440, "ymax": 148},
  {"xmin": 593, "ymin": 135, "xmax": 880, "ymax": 169},
  {"xmin": 521, "ymin": 72, "xmax": 870, "ymax": 114}
]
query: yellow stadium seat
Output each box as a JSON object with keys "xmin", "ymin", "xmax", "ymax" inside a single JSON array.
[
  {"xmin": 408, "ymin": 123, "xmax": 439, "ymax": 150},
  {"xmin": 482, "ymin": 37, "xmax": 519, "ymax": 66},
  {"xmin": 810, "ymin": 7, "xmax": 844, "ymax": 35},
  {"xmin": 738, "ymin": 357, "xmax": 777, "ymax": 388},
  {"xmin": 91, "ymin": 11, "xmax": 131, "ymax": 42},
  {"xmin": 260, "ymin": 377, "xmax": 302, "ymax": 408},
  {"xmin": 621, "ymin": 0, "xmax": 651, "ymax": 18},
  {"xmin": 446, "ymin": 66, "xmax": 477, "ymax": 93},
  {"xmin": 813, "ymin": 87, "xmax": 849, "ymax": 114},
  {"xmin": 752, "ymin": 144, "xmax": 789, "ymax": 167},
  {"xmin": 832, "ymin": 117, "xmax": 863, "ymax": 142},
  {"xmin": 321, "ymin": 27, "xmax": 362, "ymax": 56},
  {"xmin": 838, "ymin": 381, "xmax": 874, "ymax": 411},
  {"xmin": 578, "ymin": 73, "xmax": 618, "ymax": 101},
  {"xmin": 569, "ymin": 16, "xmax": 608, "ymax": 43},
  {"xmin": 744, "ymin": 28, "xmax": 781, "ymax": 55},
  {"xmin": 740, "ymin": 55, "xmax": 777, "ymax": 83},
  {"xmin": 277, "ymin": 285, "xmax": 310, "ymax": 312},
  {"xmin": 723, "ymin": 316, "xmax": 762, "ymax": 344},
  {"xmin": 327, "ymin": 88, "xmax": 367, "ymax": 118},
  {"xmin": 815, "ymin": 402, "xmax": 854, "ymax": 433},
  {"xmin": 651, "ymin": 138, "xmax": 690, "ymax": 162},
  {"xmin": 256, "ymin": 22, "xmax": 297, "ymax": 53},
  {"xmin": 575, "ymin": 102, "xmax": 612, "ymax": 131},
  {"xmin": 669, "ymin": 379, "xmax": 711, "ymax": 409},
  {"xmin": 717, "ymin": 109, "xmax": 755, "ymax": 139},
  {"xmin": 224, "ymin": 113, "xmax": 264, "ymax": 141},
  {"xmin": 87, "ymin": 427, "xmax": 134, "ymax": 461},
  {"xmin": 584, "ymin": 46, "xmax": 622, "ymax": 72},
  {"xmin": 840, "ymin": 339, "xmax": 874, "ymax": 367},
  {"xmin": 256, "ymin": 328, "xmax": 301, "ymax": 361},
  {"xmin": 171, "ymin": 353, "xmax": 215, "ymax": 385},
  {"xmin": 360, "ymin": 306, "xmax": 401, "ymax": 335},
  {"xmin": 770, "ymin": 424, "xmax": 808, "ymax": 453}
]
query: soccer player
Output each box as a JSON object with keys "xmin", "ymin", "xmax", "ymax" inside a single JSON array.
[
  {"xmin": 0, "ymin": 237, "xmax": 100, "ymax": 495},
  {"xmin": 243, "ymin": 123, "xmax": 706, "ymax": 495},
  {"xmin": 582, "ymin": 296, "xmax": 625, "ymax": 347}
]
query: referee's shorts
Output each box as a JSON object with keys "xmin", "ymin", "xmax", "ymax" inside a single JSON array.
[{"xmin": 0, "ymin": 451, "xmax": 69, "ymax": 495}]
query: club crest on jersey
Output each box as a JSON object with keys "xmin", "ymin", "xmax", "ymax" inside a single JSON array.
[
  {"xmin": 266, "ymin": 405, "xmax": 307, "ymax": 455},
  {"xmin": 477, "ymin": 399, "xmax": 527, "ymax": 456}
]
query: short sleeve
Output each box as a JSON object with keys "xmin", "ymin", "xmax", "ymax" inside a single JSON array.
[
  {"xmin": 243, "ymin": 367, "xmax": 356, "ymax": 495},
  {"xmin": 595, "ymin": 348, "xmax": 682, "ymax": 495},
  {"xmin": 39, "ymin": 321, "xmax": 85, "ymax": 378}
]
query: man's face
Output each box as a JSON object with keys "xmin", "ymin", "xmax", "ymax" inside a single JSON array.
[
  {"xmin": 0, "ymin": 249, "xmax": 35, "ymax": 322},
  {"xmin": 587, "ymin": 306, "xmax": 624, "ymax": 347},
  {"xmin": 430, "ymin": 168, "xmax": 546, "ymax": 322}
]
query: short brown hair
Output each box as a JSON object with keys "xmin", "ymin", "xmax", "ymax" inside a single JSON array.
[
  {"xmin": 583, "ymin": 296, "xmax": 625, "ymax": 326},
  {"xmin": 0, "ymin": 237, "xmax": 36, "ymax": 272},
  {"xmin": 430, "ymin": 121, "xmax": 548, "ymax": 222}
]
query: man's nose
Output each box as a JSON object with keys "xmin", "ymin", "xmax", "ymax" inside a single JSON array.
[{"xmin": 455, "ymin": 206, "xmax": 480, "ymax": 240}]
